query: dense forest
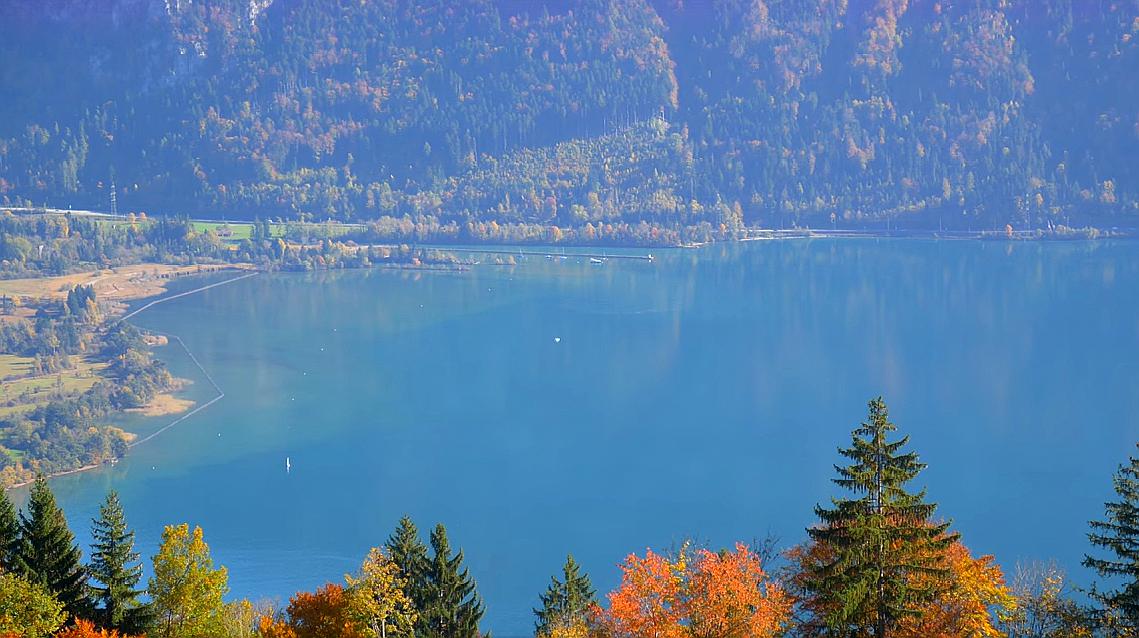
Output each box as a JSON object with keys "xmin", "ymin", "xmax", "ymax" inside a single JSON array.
[
  {"xmin": 0, "ymin": 0, "xmax": 1136, "ymax": 241},
  {"xmin": 1, "ymin": 398, "xmax": 1138, "ymax": 637}
]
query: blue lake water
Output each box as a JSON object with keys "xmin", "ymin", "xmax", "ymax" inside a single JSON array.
[{"xmin": 29, "ymin": 239, "xmax": 1139, "ymax": 636}]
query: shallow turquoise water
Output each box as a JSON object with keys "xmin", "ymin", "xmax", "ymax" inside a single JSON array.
[{"xmin": 31, "ymin": 240, "xmax": 1139, "ymax": 635}]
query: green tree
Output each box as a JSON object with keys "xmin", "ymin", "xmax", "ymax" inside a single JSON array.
[
  {"xmin": 89, "ymin": 491, "xmax": 147, "ymax": 633},
  {"xmin": 345, "ymin": 547, "xmax": 417, "ymax": 638},
  {"xmin": 1084, "ymin": 443, "xmax": 1139, "ymax": 632},
  {"xmin": 18, "ymin": 474, "xmax": 92, "ymax": 619},
  {"xmin": 0, "ymin": 488, "xmax": 20, "ymax": 572},
  {"xmin": 801, "ymin": 397, "xmax": 956, "ymax": 638},
  {"xmin": 148, "ymin": 523, "xmax": 229, "ymax": 638},
  {"xmin": 0, "ymin": 572, "xmax": 67, "ymax": 638},
  {"xmin": 385, "ymin": 517, "xmax": 428, "ymax": 611},
  {"xmin": 420, "ymin": 524, "xmax": 484, "ymax": 638},
  {"xmin": 534, "ymin": 554, "xmax": 595, "ymax": 637}
]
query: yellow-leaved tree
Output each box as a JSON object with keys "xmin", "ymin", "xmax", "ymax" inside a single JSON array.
[
  {"xmin": 344, "ymin": 547, "xmax": 417, "ymax": 638},
  {"xmin": 148, "ymin": 523, "xmax": 230, "ymax": 638},
  {"xmin": 893, "ymin": 541, "xmax": 1017, "ymax": 638}
]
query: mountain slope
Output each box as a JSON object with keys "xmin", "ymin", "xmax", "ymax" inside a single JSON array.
[{"xmin": 0, "ymin": 0, "xmax": 1135, "ymax": 238}]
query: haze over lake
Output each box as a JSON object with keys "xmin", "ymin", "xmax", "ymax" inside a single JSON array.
[{"xmin": 34, "ymin": 239, "xmax": 1139, "ymax": 636}]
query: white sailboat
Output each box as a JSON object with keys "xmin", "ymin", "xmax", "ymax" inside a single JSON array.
[{"xmin": 286, "ymin": 457, "xmax": 292, "ymax": 473}]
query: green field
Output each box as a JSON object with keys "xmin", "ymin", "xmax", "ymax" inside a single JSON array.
[
  {"xmin": 191, "ymin": 221, "xmax": 257, "ymax": 240},
  {"xmin": 0, "ymin": 354, "xmax": 35, "ymax": 379},
  {"xmin": 190, "ymin": 220, "xmax": 358, "ymax": 241},
  {"xmin": 0, "ymin": 356, "xmax": 107, "ymax": 415},
  {"xmin": 90, "ymin": 217, "xmax": 359, "ymax": 242}
]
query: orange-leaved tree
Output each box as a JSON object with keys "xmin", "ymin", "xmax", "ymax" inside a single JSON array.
[
  {"xmin": 602, "ymin": 548, "xmax": 685, "ymax": 638},
  {"xmin": 52, "ymin": 619, "xmax": 143, "ymax": 638},
  {"xmin": 258, "ymin": 583, "xmax": 365, "ymax": 638},
  {"xmin": 686, "ymin": 543, "xmax": 791, "ymax": 638},
  {"xmin": 599, "ymin": 542, "xmax": 791, "ymax": 638}
]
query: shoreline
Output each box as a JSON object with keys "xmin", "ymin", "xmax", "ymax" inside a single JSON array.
[
  {"xmin": 2, "ymin": 271, "xmax": 255, "ymax": 491},
  {"xmin": 6, "ymin": 462, "xmax": 105, "ymax": 490},
  {"xmin": 7, "ymin": 207, "xmax": 1133, "ymax": 248}
]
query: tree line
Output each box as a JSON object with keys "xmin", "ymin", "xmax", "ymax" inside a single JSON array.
[{"xmin": 1, "ymin": 397, "xmax": 1136, "ymax": 637}]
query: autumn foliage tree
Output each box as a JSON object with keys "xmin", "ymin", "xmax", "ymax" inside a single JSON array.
[
  {"xmin": 998, "ymin": 562, "xmax": 1092, "ymax": 638},
  {"xmin": 148, "ymin": 523, "xmax": 229, "ymax": 638},
  {"xmin": 344, "ymin": 547, "xmax": 416, "ymax": 638},
  {"xmin": 601, "ymin": 548, "xmax": 683, "ymax": 638},
  {"xmin": 0, "ymin": 572, "xmax": 66, "ymax": 638},
  {"xmin": 52, "ymin": 619, "xmax": 143, "ymax": 638},
  {"xmin": 598, "ymin": 542, "xmax": 791, "ymax": 638},
  {"xmin": 258, "ymin": 583, "xmax": 365, "ymax": 638},
  {"xmin": 892, "ymin": 541, "xmax": 1016, "ymax": 638}
]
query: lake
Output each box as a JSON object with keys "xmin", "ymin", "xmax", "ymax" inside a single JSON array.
[{"xmin": 30, "ymin": 239, "xmax": 1139, "ymax": 636}]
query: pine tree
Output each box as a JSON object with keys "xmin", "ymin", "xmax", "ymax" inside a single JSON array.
[
  {"xmin": 17, "ymin": 475, "xmax": 92, "ymax": 620},
  {"xmin": 420, "ymin": 524, "xmax": 484, "ymax": 638},
  {"xmin": 803, "ymin": 397, "xmax": 956, "ymax": 638},
  {"xmin": 0, "ymin": 489, "xmax": 20, "ymax": 572},
  {"xmin": 385, "ymin": 516, "xmax": 429, "ymax": 611},
  {"xmin": 1084, "ymin": 443, "xmax": 1139, "ymax": 631},
  {"xmin": 89, "ymin": 491, "xmax": 146, "ymax": 633},
  {"xmin": 534, "ymin": 554, "xmax": 595, "ymax": 636}
]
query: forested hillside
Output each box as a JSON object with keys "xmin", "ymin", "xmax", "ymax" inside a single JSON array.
[{"xmin": 0, "ymin": 0, "xmax": 1136, "ymax": 239}]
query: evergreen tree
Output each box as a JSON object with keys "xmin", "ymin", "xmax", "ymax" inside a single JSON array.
[
  {"xmin": 1084, "ymin": 443, "xmax": 1139, "ymax": 631},
  {"xmin": 0, "ymin": 489, "xmax": 20, "ymax": 573},
  {"xmin": 420, "ymin": 524, "xmax": 484, "ymax": 638},
  {"xmin": 385, "ymin": 516, "xmax": 429, "ymax": 611},
  {"xmin": 534, "ymin": 554, "xmax": 595, "ymax": 636},
  {"xmin": 17, "ymin": 475, "xmax": 92, "ymax": 620},
  {"xmin": 89, "ymin": 491, "xmax": 146, "ymax": 633},
  {"xmin": 802, "ymin": 397, "xmax": 956, "ymax": 638}
]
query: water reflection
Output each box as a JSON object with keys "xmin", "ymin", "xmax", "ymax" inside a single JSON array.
[{"xmin": 21, "ymin": 239, "xmax": 1139, "ymax": 636}]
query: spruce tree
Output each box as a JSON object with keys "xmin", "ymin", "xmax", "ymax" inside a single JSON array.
[
  {"xmin": 420, "ymin": 524, "xmax": 484, "ymax": 638},
  {"xmin": 803, "ymin": 397, "xmax": 955, "ymax": 638},
  {"xmin": 1084, "ymin": 443, "xmax": 1139, "ymax": 630},
  {"xmin": 0, "ymin": 488, "xmax": 20, "ymax": 572},
  {"xmin": 18, "ymin": 475, "xmax": 92, "ymax": 619},
  {"xmin": 534, "ymin": 554, "xmax": 595, "ymax": 636},
  {"xmin": 89, "ymin": 491, "xmax": 146, "ymax": 633},
  {"xmin": 385, "ymin": 516, "xmax": 429, "ymax": 611}
]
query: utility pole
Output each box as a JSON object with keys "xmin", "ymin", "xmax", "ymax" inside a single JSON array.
[{"xmin": 110, "ymin": 178, "xmax": 118, "ymax": 216}]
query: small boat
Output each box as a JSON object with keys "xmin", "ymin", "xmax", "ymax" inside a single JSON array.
[
  {"xmin": 286, "ymin": 457, "xmax": 292, "ymax": 473},
  {"xmin": 589, "ymin": 257, "xmax": 605, "ymax": 264}
]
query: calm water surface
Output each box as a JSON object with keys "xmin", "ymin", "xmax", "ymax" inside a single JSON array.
[{"xmin": 29, "ymin": 240, "xmax": 1139, "ymax": 635}]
